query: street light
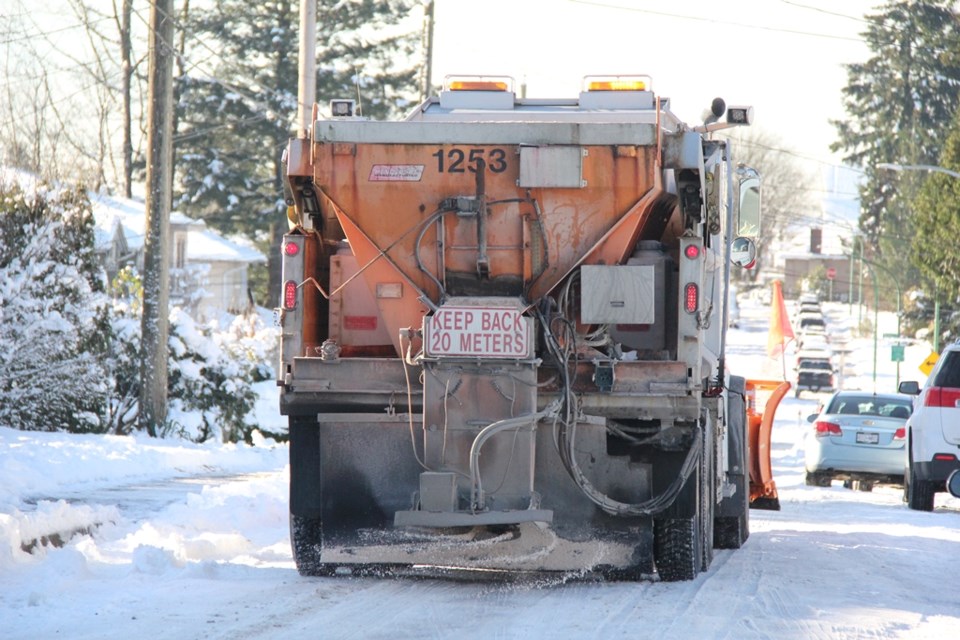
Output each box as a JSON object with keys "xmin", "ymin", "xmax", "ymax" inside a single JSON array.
[{"xmin": 876, "ymin": 162, "xmax": 960, "ymax": 179}]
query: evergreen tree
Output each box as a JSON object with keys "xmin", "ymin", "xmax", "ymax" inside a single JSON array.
[
  {"xmin": 831, "ymin": 0, "xmax": 960, "ymax": 271},
  {"xmin": 0, "ymin": 182, "xmax": 111, "ymax": 432},
  {"xmin": 910, "ymin": 110, "xmax": 960, "ymax": 344},
  {"xmin": 174, "ymin": 0, "xmax": 420, "ymax": 305}
]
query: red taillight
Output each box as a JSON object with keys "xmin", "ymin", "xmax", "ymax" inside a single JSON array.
[
  {"xmin": 684, "ymin": 283, "xmax": 698, "ymax": 314},
  {"xmin": 924, "ymin": 387, "xmax": 960, "ymax": 408},
  {"xmin": 283, "ymin": 280, "xmax": 298, "ymax": 310},
  {"xmin": 933, "ymin": 453, "xmax": 959, "ymax": 462},
  {"xmin": 283, "ymin": 241, "xmax": 300, "ymax": 257},
  {"xmin": 814, "ymin": 421, "xmax": 842, "ymax": 437},
  {"xmin": 894, "ymin": 427, "xmax": 906, "ymax": 441},
  {"xmin": 684, "ymin": 244, "xmax": 701, "ymax": 260}
]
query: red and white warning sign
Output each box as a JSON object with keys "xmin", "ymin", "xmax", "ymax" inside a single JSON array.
[{"xmin": 424, "ymin": 306, "xmax": 531, "ymax": 358}]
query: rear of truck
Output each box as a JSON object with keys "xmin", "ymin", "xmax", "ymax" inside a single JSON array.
[{"xmin": 279, "ymin": 76, "xmax": 763, "ymax": 581}]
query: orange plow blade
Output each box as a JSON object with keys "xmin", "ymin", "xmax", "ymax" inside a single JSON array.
[{"xmin": 745, "ymin": 379, "xmax": 791, "ymax": 511}]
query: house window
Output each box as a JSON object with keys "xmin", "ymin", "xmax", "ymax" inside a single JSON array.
[{"xmin": 175, "ymin": 237, "xmax": 186, "ymax": 268}]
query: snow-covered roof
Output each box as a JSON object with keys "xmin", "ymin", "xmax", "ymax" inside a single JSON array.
[
  {"xmin": 91, "ymin": 192, "xmax": 264, "ymax": 264},
  {"xmin": 188, "ymin": 226, "xmax": 266, "ymax": 264}
]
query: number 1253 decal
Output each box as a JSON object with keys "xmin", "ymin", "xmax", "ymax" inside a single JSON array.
[{"xmin": 432, "ymin": 148, "xmax": 508, "ymax": 173}]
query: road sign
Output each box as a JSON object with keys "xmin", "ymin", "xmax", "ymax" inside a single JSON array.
[
  {"xmin": 920, "ymin": 351, "xmax": 940, "ymax": 376},
  {"xmin": 826, "ymin": 267, "xmax": 836, "ymax": 280},
  {"xmin": 891, "ymin": 345, "xmax": 905, "ymax": 362}
]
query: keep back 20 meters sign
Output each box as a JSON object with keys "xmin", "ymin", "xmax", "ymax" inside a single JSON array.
[{"xmin": 424, "ymin": 306, "xmax": 531, "ymax": 358}]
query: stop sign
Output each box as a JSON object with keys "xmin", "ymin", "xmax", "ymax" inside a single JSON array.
[{"xmin": 826, "ymin": 267, "xmax": 836, "ymax": 280}]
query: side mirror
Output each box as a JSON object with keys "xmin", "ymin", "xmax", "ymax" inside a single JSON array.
[
  {"xmin": 947, "ymin": 470, "xmax": 960, "ymax": 498},
  {"xmin": 898, "ymin": 381, "xmax": 920, "ymax": 395},
  {"xmin": 806, "ymin": 414, "xmax": 817, "ymax": 423},
  {"xmin": 731, "ymin": 236, "xmax": 757, "ymax": 269}
]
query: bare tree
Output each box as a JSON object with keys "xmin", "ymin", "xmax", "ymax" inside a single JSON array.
[
  {"xmin": 0, "ymin": 0, "xmax": 145, "ymax": 192},
  {"xmin": 722, "ymin": 128, "xmax": 819, "ymax": 280}
]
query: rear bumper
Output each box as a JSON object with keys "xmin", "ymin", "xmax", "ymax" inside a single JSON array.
[
  {"xmin": 914, "ymin": 458, "xmax": 960, "ymax": 483},
  {"xmin": 806, "ymin": 446, "xmax": 905, "ymax": 477},
  {"xmin": 796, "ymin": 376, "xmax": 834, "ymax": 391}
]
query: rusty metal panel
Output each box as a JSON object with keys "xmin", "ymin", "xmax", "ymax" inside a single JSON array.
[{"xmin": 328, "ymin": 253, "xmax": 392, "ymax": 347}]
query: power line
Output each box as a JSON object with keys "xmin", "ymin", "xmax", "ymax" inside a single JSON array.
[
  {"xmin": 777, "ymin": 0, "xmax": 870, "ymax": 25},
  {"xmin": 567, "ymin": 0, "xmax": 863, "ymax": 42},
  {"xmin": 0, "ymin": 16, "xmax": 112, "ymax": 46}
]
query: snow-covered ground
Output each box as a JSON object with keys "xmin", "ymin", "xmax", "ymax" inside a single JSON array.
[{"xmin": 2, "ymin": 299, "xmax": 959, "ymax": 639}]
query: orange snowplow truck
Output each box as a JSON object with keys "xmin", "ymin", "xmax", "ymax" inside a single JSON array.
[{"xmin": 280, "ymin": 75, "xmax": 780, "ymax": 582}]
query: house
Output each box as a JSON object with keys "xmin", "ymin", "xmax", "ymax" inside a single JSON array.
[{"xmin": 92, "ymin": 193, "xmax": 266, "ymax": 320}]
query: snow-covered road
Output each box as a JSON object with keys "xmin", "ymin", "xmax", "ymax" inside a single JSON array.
[{"xmin": 3, "ymin": 301, "xmax": 960, "ymax": 639}]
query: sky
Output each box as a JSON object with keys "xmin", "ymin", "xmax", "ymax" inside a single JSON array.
[
  {"xmin": 3, "ymin": 295, "xmax": 960, "ymax": 639},
  {"xmin": 430, "ymin": 0, "xmax": 878, "ymax": 170},
  {"xmin": 6, "ymin": 0, "xmax": 878, "ymax": 218}
]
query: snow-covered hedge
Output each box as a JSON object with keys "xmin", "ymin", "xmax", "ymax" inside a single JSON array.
[{"xmin": 1, "ymin": 181, "xmax": 278, "ymax": 443}]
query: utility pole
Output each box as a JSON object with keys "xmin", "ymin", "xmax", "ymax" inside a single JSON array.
[
  {"xmin": 421, "ymin": 1, "xmax": 435, "ymax": 102},
  {"xmin": 140, "ymin": 0, "xmax": 175, "ymax": 437},
  {"xmin": 297, "ymin": 0, "xmax": 316, "ymax": 139},
  {"xmin": 121, "ymin": 0, "xmax": 133, "ymax": 198}
]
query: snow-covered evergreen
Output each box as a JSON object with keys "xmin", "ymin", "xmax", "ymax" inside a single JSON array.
[
  {"xmin": 1, "ymin": 179, "xmax": 280, "ymax": 441},
  {"xmin": 0, "ymin": 182, "xmax": 111, "ymax": 432}
]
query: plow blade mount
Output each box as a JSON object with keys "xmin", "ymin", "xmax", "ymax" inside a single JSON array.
[{"xmin": 745, "ymin": 379, "xmax": 790, "ymax": 511}]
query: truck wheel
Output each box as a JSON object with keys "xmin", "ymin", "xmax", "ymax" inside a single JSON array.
[
  {"xmin": 714, "ymin": 513, "xmax": 749, "ymax": 549},
  {"xmin": 715, "ymin": 377, "xmax": 749, "ymax": 550},
  {"xmin": 699, "ymin": 419, "xmax": 716, "ymax": 570},
  {"xmin": 654, "ymin": 517, "xmax": 699, "ymax": 582},
  {"xmin": 290, "ymin": 513, "xmax": 331, "ymax": 576},
  {"xmin": 289, "ymin": 415, "xmax": 330, "ymax": 576},
  {"xmin": 906, "ymin": 465, "xmax": 935, "ymax": 511}
]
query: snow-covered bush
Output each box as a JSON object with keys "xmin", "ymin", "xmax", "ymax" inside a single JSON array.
[
  {"xmin": 1, "ymin": 180, "xmax": 278, "ymax": 441},
  {"xmin": 109, "ymin": 269, "xmax": 277, "ymax": 443},
  {"xmin": 166, "ymin": 309, "xmax": 261, "ymax": 443},
  {"xmin": 103, "ymin": 267, "xmax": 144, "ymax": 435},
  {"xmin": 0, "ymin": 182, "xmax": 111, "ymax": 432}
]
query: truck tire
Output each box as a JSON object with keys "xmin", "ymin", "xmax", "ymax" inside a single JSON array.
[
  {"xmin": 289, "ymin": 415, "xmax": 330, "ymax": 576},
  {"xmin": 699, "ymin": 417, "xmax": 716, "ymax": 570},
  {"xmin": 290, "ymin": 513, "xmax": 330, "ymax": 576},
  {"xmin": 714, "ymin": 512, "xmax": 748, "ymax": 550},
  {"xmin": 654, "ymin": 517, "xmax": 699, "ymax": 582},
  {"xmin": 715, "ymin": 377, "xmax": 749, "ymax": 550}
]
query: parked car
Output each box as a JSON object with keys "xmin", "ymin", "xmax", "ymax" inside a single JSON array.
[
  {"xmin": 795, "ymin": 357, "xmax": 835, "ymax": 397},
  {"xmin": 797, "ymin": 314, "xmax": 827, "ymax": 331},
  {"xmin": 804, "ymin": 391, "xmax": 913, "ymax": 490},
  {"xmin": 898, "ymin": 341, "xmax": 960, "ymax": 511},
  {"xmin": 797, "ymin": 328, "xmax": 830, "ymax": 351},
  {"xmin": 798, "ymin": 301, "xmax": 822, "ymax": 315}
]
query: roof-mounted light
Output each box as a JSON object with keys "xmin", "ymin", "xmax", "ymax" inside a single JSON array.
[
  {"xmin": 584, "ymin": 75, "xmax": 651, "ymax": 92},
  {"xmin": 445, "ymin": 76, "xmax": 513, "ymax": 92}
]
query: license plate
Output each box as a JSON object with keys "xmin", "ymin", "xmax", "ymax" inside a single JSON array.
[{"xmin": 856, "ymin": 432, "xmax": 879, "ymax": 444}]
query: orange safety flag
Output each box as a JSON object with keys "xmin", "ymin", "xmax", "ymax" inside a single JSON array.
[{"xmin": 766, "ymin": 280, "xmax": 795, "ymax": 358}]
